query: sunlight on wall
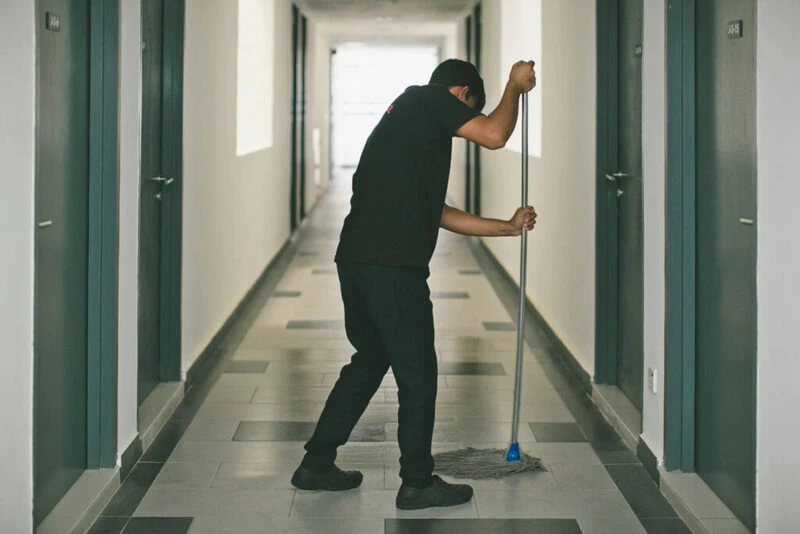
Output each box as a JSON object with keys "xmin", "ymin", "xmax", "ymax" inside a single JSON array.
[
  {"xmin": 236, "ymin": 0, "xmax": 274, "ymax": 156},
  {"xmin": 331, "ymin": 44, "xmax": 439, "ymax": 167},
  {"xmin": 500, "ymin": 0, "xmax": 542, "ymax": 157}
]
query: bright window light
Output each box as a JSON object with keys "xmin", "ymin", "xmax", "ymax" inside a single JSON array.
[
  {"xmin": 500, "ymin": 0, "xmax": 542, "ymax": 157},
  {"xmin": 331, "ymin": 45, "xmax": 440, "ymax": 167},
  {"xmin": 236, "ymin": 0, "xmax": 274, "ymax": 156}
]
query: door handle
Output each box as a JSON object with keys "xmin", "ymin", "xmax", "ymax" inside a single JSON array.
[
  {"xmin": 149, "ymin": 176, "xmax": 174, "ymax": 186},
  {"xmin": 605, "ymin": 172, "xmax": 631, "ymax": 182},
  {"xmin": 739, "ymin": 218, "xmax": 754, "ymax": 226},
  {"xmin": 37, "ymin": 220, "xmax": 53, "ymax": 229}
]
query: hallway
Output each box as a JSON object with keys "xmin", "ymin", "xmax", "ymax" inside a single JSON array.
[{"xmin": 88, "ymin": 173, "xmax": 688, "ymax": 534}]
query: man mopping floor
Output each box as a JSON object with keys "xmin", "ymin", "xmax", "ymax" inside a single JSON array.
[{"xmin": 291, "ymin": 58, "xmax": 537, "ymax": 510}]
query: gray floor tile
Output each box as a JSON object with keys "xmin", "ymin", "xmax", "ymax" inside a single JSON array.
[
  {"xmin": 311, "ymin": 268, "xmax": 337, "ymax": 274},
  {"xmin": 576, "ymin": 516, "xmax": 647, "ymax": 534},
  {"xmin": 224, "ymin": 361, "xmax": 269, "ymax": 374},
  {"xmin": 385, "ymin": 518, "xmax": 582, "ymax": 534},
  {"xmin": 482, "ymin": 322, "xmax": 517, "ymax": 331},
  {"xmin": 134, "ymin": 487, "xmax": 295, "ymax": 518},
  {"xmin": 431, "ymin": 291, "xmax": 470, "ymax": 299},
  {"xmin": 123, "ymin": 517, "xmax": 193, "ymax": 534},
  {"xmin": 291, "ymin": 489, "xmax": 477, "ymax": 519},
  {"xmin": 606, "ymin": 465, "xmax": 677, "ymax": 519},
  {"xmin": 473, "ymin": 488, "xmax": 633, "ymax": 519},
  {"xmin": 286, "ymin": 320, "xmax": 345, "ymax": 330},
  {"xmin": 233, "ymin": 421, "xmax": 385, "ymax": 442},
  {"xmin": 459, "ymin": 270, "xmax": 483, "ymax": 275},
  {"xmin": 86, "ymin": 516, "xmax": 128, "ymax": 534},
  {"xmin": 187, "ymin": 517, "xmax": 384, "ymax": 534},
  {"xmin": 530, "ymin": 423, "xmax": 587, "ymax": 443},
  {"xmin": 272, "ymin": 291, "xmax": 302, "ymax": 297},
  {"xmin": 153, "ymin": 462, "xmax": 220, "ymax": 488},
  {"xmin": 212, "ymin": 462, "xmax": 385, "ymax": 490},
  {"xmin": 548, "ymin": 463, "xmax": 618, "ymax": 490},
  {"xmin": 438, "ymin": 362, "xmax": 506, "ymax": 376},
  {"xmin": 639, "ymin": 518, "xmax": 693, "ymax": 534}
]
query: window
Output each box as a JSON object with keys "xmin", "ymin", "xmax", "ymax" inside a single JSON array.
[{"xmin": 236, "ymin": 0, "xmax": 274, "ymax": 155}]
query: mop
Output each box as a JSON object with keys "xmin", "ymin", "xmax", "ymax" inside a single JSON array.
[{"xmin": 433, "ymin": 93, "xmax": 544, "ymax": 479}]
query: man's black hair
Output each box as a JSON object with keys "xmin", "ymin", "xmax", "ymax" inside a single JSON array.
[{"xmin": 429, "ymin": 59, "xmax": 486, "ymax": 112}]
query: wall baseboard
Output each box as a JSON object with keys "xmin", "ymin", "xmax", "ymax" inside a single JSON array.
[{"xmin": 119, "ymin": 435, "xmax": 142, "ymax": 482}]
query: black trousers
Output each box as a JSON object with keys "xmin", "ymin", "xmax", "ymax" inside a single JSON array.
[{"xmin": 301, "ymin": 261, "xmax": 438, "ymax": 486}]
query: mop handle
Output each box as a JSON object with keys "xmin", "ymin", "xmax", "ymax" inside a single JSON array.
[{"xmin": 510, "ymin": 92, "xmax": 529, "ymax": 444}]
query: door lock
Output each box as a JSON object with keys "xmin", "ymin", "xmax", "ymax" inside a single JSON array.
[
  {"xmin": 617, "ymin": 189, "xmax": 624, "ymax": 198},
  {"xmin": 155, "ymin": 192, "xmax": 162, "ymax": 202},
  {"xmin": 149, "ymin": 176, "xmax": 174, "ymax": 186}
]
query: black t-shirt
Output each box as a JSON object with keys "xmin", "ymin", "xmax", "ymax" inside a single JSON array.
[{"xmin": 335, "ymin": 85, "xmax": 481, "ymax": 268}]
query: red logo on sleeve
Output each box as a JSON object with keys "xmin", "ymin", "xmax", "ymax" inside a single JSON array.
[{"xmin": 386, "ymin": 104, "xmax": 393, "ymax": 114}]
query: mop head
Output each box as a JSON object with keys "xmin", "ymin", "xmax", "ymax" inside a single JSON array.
[{"xmin": 433, "ymin": 447, "xmax": 545, "ymax": 479}]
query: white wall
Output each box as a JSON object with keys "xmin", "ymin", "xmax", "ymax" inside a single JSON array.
[
  {"xmin": 0, "ymin": 2, "xmax": 35, "ymax": 531},
  {"xmin": 305, "ymin": 18, "xmax": 333, "ymax": 211},
  {"xmin": 479, "ymin": 0, "xmax": 597, "ymax": 371},
  {"xmin": 181, "ymin": 0, "xmax": 294, "ymax": 370},
  {"xmin": 640, "ymin": 0, "xmax": 667, "ymax": 462},
  {"xmin": 117, "ymin": 0, "xmax": 142, "ymax": 458},
  {"xmin": 755, "ymin": 2, "xmax": 800, "ymax": 530},
  {"xmin": 446, "ymin": 17, "xmax": 469, "ymax": 211}
]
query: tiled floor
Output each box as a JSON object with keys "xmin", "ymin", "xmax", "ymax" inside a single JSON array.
[{"xmin": 88, "ymin": 173, "xmax": 691, "ymax": 533}]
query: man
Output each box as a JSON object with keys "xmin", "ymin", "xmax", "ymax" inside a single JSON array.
[{"xmin": 291, "ymin": 59, "xmax": 537, "ymax": 510}]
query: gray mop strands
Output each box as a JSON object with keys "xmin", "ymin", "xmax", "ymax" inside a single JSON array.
[
  {"xmin": 433, "ymin": 447, "xmax": 544, "ymax": 480},
  {"xmin": 433, "ymin": 91, "xmax": 543, "ymax": 480}
]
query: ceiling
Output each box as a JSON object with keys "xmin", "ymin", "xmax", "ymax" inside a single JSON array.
[{"xmin": 299, "ymin": 0, "xmax": 476, "ymax": 22}]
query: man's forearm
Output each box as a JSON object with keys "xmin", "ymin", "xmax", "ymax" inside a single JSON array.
[
  {"xmin": 486, "ymin": 82, "xmax": 521, "ymax": 144},
  {"xmin": 440, "ymin": 205, "xmax": 519, "ymax": 237}
]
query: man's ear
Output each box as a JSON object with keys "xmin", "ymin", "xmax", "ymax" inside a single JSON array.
[{"xmin": 457, "ymin": 86, "xmax": 471, "ymax": 104}]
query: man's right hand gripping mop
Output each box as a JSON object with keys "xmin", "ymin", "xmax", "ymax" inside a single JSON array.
[{"xmin": 433, "ymin": 93, "xmax": 545, "ymax": 479}]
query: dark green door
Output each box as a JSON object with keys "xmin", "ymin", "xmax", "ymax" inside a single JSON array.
[
  {"xmin": 611, "ymin": 0, "xmax": 644, "ymax": 410},
  {"xmin": 695, "ymin": 0, "xmax": 756, "ymax": 528},
  {"xmin": 33, "ymin": 0, "xmax": 91, "ymax": 525},
  {"xmin": 138, "ymin": 0, "xmax": 166, "ymax": 404}
]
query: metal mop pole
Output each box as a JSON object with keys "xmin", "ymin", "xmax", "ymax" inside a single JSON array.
[{"xmin": 506, "ymin": 92, "xmax": 529, "ymax": 462}]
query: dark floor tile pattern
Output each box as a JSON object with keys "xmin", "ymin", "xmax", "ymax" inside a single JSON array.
[
  {"xmin": 530, "ymin": 423, "xmax": 587, "ymax": 443},
  {"xmin": 482, "ymin": 321, "xmax": 516, "ymax": 331},
  {"xmin": 606, "ymin": 465, "xmax": 678, "ymax": 519},
  {"xmin": 430, "ymin": 291, "xmax": 470, "ymax": 299},
  {"xmin": 286, "ymin": 319, "xmax": 345, "ymax": 330},
  {"xmin": 311, "ymin": 268, "xmax": 337, "ymax": 274},
  {"xmin": 639, "ymin": 518, "xmax": 694, "ymax": 534},
  {"xmin": 594, "ymin": 448, "xmax": 640, "ymax": 465},
  {"xmin": 86, "ymin": 516, "xmax": 129, "ymax": 534},
  {"xmin": 458, "ymin": 269, "xmax": 483, "ymax": 275},
  {"xmin": 298, "ymin": 251, "xmax": 318, "ymax": 256},
  {"xmin": 101, "ymin": 463, "xmax": 163, "ymax": 517},
  {"xmin": 233, "ymin": 421, "xmax": 385, "ymax": 442},
  {"xmin": 224, "ymin": 360, "xmax": 269, "ymax": 374},
  {"xmin": 141, "ymin": 419, "xmax": 191, "ymax": 462},
  {"xmin": 123, "ymin": 517, "xmax": 193, "ymax": 534},
  {"xmin": 438, "ymin": 362, "xmax": 506, "ymax": 376},
  {"xmin": 385, "ymin": 518, "xmax": 582, "ymax": 534},
  {"xmin": 273, "ymin": 290, "xmax": 302, "ymax": 297}
]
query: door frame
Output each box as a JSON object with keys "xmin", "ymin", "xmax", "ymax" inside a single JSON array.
[
  {"xmin": 158, "ymin": 0, "xmax": 185, "ymax": 383},
  {"xmin": 594, "ymin": 0, "xmax": 621, "ymax": 386},
  {"xmin": 87, "ymin": 0, "xmax": 120, "ymax": 470},
  {"xmin": 663, "ymin": 0, "xmax": 696, "ymax": 472}
]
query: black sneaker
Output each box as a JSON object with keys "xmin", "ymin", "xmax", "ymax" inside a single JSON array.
[
  {"xmin": 291, "ymin": 465, "xmax": 363, "ymax": 491},
  {"xmin": 395, "ymin": 475, "xmax": 474, "ymax": 510}
]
